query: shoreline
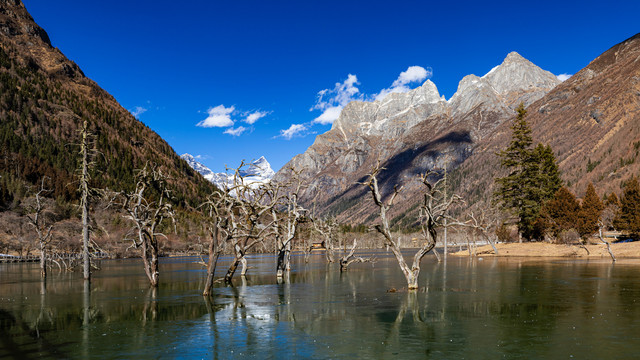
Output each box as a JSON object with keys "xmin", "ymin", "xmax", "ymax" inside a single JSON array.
[{"xmin": 450, "ymin": 242, "xmax": 640, "ymax": 258}]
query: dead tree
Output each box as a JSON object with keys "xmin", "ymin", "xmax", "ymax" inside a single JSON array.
[
  {"xmin": 201, "ymin": 191, "xmax": 228, "ymax": 296},
  {"xmin": 339, "ymin": 238, "xmax": 374, "ymax": 272},
  {"xmin": 312, "ymin": 216, "xmax": 338, "ymax": 264},
  {"xmin": 598, "ymin": 205, "xmax": 617, "ymax": 262},
  {"xmin": 26, "ymin": 178, "xmax": 54, "ymax": 278},
  {"xmin": 222, "ymin": 164, "xmax": 278, "ymax": 283},
  {"xmin": 116, "ymin": 163, "xmax": 175, "ymax": 287},
  {"xmin": 457, "ymin": 210, "xmax": 500, "ymax": 256},
  {"xmin": 200, "ymin": 185, "xmax": 245, "ymax": 294},
  {"xmin": 271, "ymin": 169, "xmax": 305, "ymax": 279},
  {"xmin": 365, "ymin": 165, "xmax": 460, "ymax": 290},
  {"xmin": 77, "ymin": 120, "xmax": 98, "ymax": 280}
]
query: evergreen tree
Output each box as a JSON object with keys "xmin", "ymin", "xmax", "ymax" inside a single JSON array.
[
  {"xmin": 545, "ymin": 187, "xmax": 580, "ymax": 236},
  {"xmin": 605, "ymin": 192, "xmax": 621, "ymax": 208},
  {"xmin": 607, "ymin": 192, "xmax": 624, "ymax": 230},
  {"xmin": 618, "ymin": 177, "xmax": 640, "ymax": 235},
  {"xmin": 577, "ymin": 183, "xmax": 603, "ymax": 237},
  {"xmin": 534, "ymin": 144, "xmax": 562, "ymax": 199},
  {"xmin": 494, "ymin": 104, "xmax": 562, "ymax": 240}
]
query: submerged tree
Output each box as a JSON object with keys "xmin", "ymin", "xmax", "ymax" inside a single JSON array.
[
  {"xmin": 115, "ymin": 163, "xmax": 175, "ymax": 287},
  {"xmin": 77, "ymin": 120, "xmax": 98, "ymax": 280},
  {"xmin": 311, "ymin": 216, "xmax": 338, "ymax": 264},
  {"xmin": 271, "ymin": 168, "xmax": 306, "ymax": 279},
  {"xmin": 339, "ymin": 238, "xmax": 375, "ymax": 272},
  {"xmin": 365, "ymin": 164, "xmax": 460, "ymax": 290},
  {"xmin": 220, "ymin": 163, "xmax": 279, "ymax": 283},
  {"xmin": 26, "ymin": 178, "xmax": 54, "ymax": 279},
  {"xmin": 201, "ymin": 190, "xmax": 232, "ymax": 296}
]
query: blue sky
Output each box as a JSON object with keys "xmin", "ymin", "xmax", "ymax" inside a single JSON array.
[{"xmin": 23, "ymin": 0, "xmax": 640, "ymax": 173}]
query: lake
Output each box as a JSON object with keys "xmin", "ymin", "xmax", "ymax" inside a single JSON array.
[{"xmin": 1, "ymin": 251, "xmax": 640, "ymax": 359}]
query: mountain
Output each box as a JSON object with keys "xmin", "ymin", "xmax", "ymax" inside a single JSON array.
[
  {"xmin": 454, "ymin": 33, "xmax": 640, "ymax": 209},
  {"xmin": 181, "ymin": 154, "xmax": 275, "ymax": 190},
  {"xmin": 0, "ymin": 0, "xmax": 215, "ymax": 209},
  {"xmin": 180, "ymin": 154, "xmax": 216, "ymax": 182},
  {"xmin": 275, "ymin": 51, "xmax": 560, "ymax": 223}
]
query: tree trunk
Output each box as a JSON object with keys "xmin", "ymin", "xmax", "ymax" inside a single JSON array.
[
  {"xmin": 599, "ymin": 227, "xmax": 616, "ymax": 262},
  {"xmin": 325, "ymin": 240, "xmax": 334, "ymax": 263},
  {"xmin": 239, "ymin": 255, "xmax": 248, "ymax": 276},
  {"xmin": 276, "ymin": 247, "xmax": 286, "ymax": 278},
  {"xmin": 40, "ymin": 243, "xmax": 46, "ymax": 278},
  {"xmin": 81, "ymin": 121, "xmax": 91, "ymax": 281},
  {"xmin": 203, "ymin": 252, "xmax": 220, "ymax": 296},
  {"xmin": 82, "ymin": 189, "xmax": 90, "ymax": 280},
  {"xmin": 224, "ymin": 244, "xmax": 244, "ymax": 283},
  {"xmin": 203, "ymin": 227, "xmax": 221, "ymax": 296},
  {"xmin": 276, "ymin": 240, "xmax": 291, "ymax": 278},
  {"xmin": 141, "ymin": 236, "xmax": 159, "ymax": 287}
]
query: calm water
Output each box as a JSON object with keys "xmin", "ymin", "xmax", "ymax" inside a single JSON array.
[{"xmin": 1, "ymin": 251, "xmax": 640, "ymax": 359}]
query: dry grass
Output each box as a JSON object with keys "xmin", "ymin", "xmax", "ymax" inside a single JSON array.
[{"xmin": 451, "ymin": 241, "xmax": 640, "ymax": 258}]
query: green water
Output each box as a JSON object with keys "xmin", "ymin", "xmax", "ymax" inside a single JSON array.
[{"xmin": 1, "ymin": 252, "xmax": 640, "ymax": 359}]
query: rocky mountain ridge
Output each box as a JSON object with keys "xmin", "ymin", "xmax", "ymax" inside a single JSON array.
[
  {"xmin": 275, "ymin": 51, "xmax": 560, "ymax": 222},
  {"xmin": 454, "ymin": 32, "xmax": 640, "ymax": 212}
]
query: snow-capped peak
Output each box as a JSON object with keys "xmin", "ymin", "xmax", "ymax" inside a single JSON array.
[
  {"xmin": 181, "ymin": 153, "xmax": 275, "ymax": 192},
  {"xmin": 181, "ymin": 153, "xmax": 215, "ymax": 181},
  {"xmin": 239, "ymin": 156, "xmax": 276, "ymax": 179}
]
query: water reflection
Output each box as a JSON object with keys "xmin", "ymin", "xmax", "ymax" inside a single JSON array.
[{"xmin": 2, "ymin": 256, "xmax": 640, "ymax": 358}]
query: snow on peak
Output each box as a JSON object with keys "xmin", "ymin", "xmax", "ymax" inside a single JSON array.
[
  {"xmin": 181, "ymin": 154, "xmax": 275, "ymax": 192},
  {"xmin": 181, "ymin": 153, "xmax": 214, "ymax": 180}
]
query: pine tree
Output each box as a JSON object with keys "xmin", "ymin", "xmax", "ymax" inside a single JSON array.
[
  {"xmin": 618, "ymin": 177, "xmax": 640, "ymax": 235},
  {"xmin": 545, "ymin": 187, "xmax": 580, "ymax": 236},
  {"xmin": 534, "ymin": 144, "xmax": 562, "ymax": 199},
  {"xmin": 577, "ymin": 183, "xmax": 603, "ymax": 237},
  {"xmin": 494, "ymin": 104, "xmax": 562, "ymax": 240}
]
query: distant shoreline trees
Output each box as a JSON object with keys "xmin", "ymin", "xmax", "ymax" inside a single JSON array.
[{"xmin": 493, "ymin": 103, "xmax": 640, "ymax": 244}]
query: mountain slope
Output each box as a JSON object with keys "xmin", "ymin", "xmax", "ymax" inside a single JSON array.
[
  {"xmin": 275, "ymin": 51, "xmax": 560, "ymax": 223},
  {"xmin": 0, "ymin": 0, "xmax": 215, "ymax": 208},
  {"xmin": 454, "ymin": 33, "xmax": 640, "ymax": 210}
]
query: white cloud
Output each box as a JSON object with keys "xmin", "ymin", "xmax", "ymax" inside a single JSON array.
[
  {"xmin": 310, "ymin": 74, "xmax": 362, "ymax": 125},
  {"xmin": 392, "ymin": 66, "xmax": 431, "ymax": 87},
  {"xmin": 131, "ymin": 106, "xmax": 147, "ymax": 119},
  {"xmin": 314, "ymin": 106, "xmax": 343, "ymax": 125},
  {"xmin": 374, "ymin": 65, "xmax": 432, "ymax": 101},
  {"xmin": 197, "ymin": 105, "xmax": 235, "ymax": 128},
  {"xmin": 557, "ymin": 73, "xmax": 572, "ymax": 82},
  {"xmin": 224, "ymin": 126, "xmax": 247, "ymax": 136},
  {"xmin": 244, "ymin": 110, "xmax": 268, "ymax": 125},
  {"xmin": 306, "ymin": 65, "xmax": 432, "ymax": 127},
  {"xmin": 280, "ymin": 124, "xmax": 307, "ymax": 140}
]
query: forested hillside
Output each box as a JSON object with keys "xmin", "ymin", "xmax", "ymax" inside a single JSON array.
[{"xmin": 0, "ymin": 0, "xmax": 215, "ymax": 209}]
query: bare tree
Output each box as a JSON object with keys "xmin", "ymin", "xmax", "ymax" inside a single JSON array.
[
  {"xmin": 115, "ymin": 163, "xmax": 175, "ymax": 287},
  {"xmin": 312, "ymin": 216, "xmax": 338, "ymax": 264},
  {"xmin": 365, "ymin": 165, "xmax": 460, "ymax": 290},
  {"xmin": 26, "ymin": 178, "xmax": 54, "ymax": 278},
  {"xmin": 200, "ymin": 191, "xmax": 227, "ymax": 296},
  {"xmin": 222, "ymin": 163, "xmax": 278, "ymax": 283},
  {"xmin": 200, "ymin": 186, "xmax": 246, "ymax": 295},
  {"xmin": 598, "ymin": 204, "xmax": 617, "ymax": 262},
  {"xmin": 339, "ymin": 238, "xmax": 374, "ymax": 272},
  {"xmin": 271, "ymin": 169, "xmax": 305, "ymax": 279},
  {"xmin": 77, "ymin": 120, "xmax": 97, "ymax": 280},
  {"xmin": 457, "ymin": 210, "xmax": 500, "ymax": 256}
]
